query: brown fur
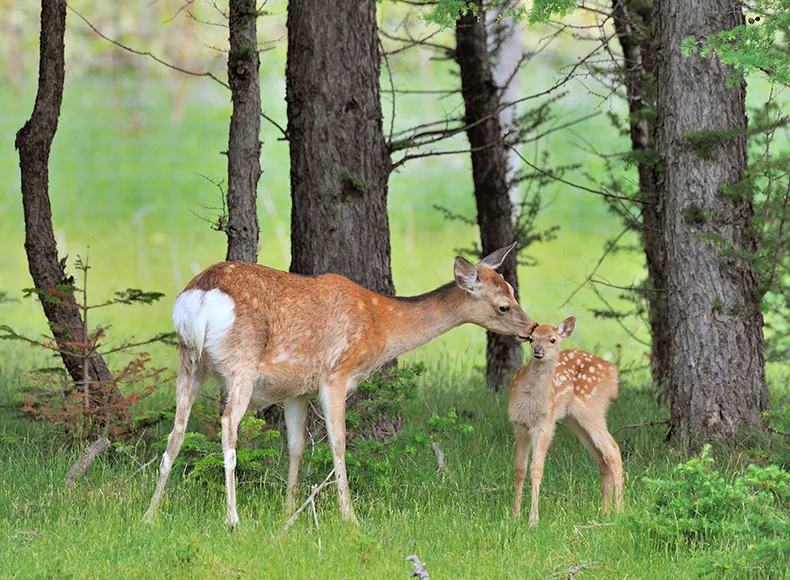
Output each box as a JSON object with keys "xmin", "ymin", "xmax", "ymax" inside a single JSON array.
[
  {"xmin": 508, "ymin": 318, "xmax": 623, "ymax": 526},
  {"xmin": 145, "ymin": 246, "xmax": 537, "ymax": 527}
]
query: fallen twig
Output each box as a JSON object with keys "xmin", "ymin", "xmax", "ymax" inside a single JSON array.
[
  {"xmin": 552, "ymin": 561, "xmax": 600, "ymax": 579},
  {"xmin": 613, "ymin": 418, "xmax": 669, "ymax": 436},
  {"xmin": 431, "ymin": 441, "xmax": 446, "ymax": 471},
  {"xmin": 126, "ymin": 456, "xmax": 158, "ymax": 481},
  {"xmin": 65, "ymin": 436, "xmax": 111, "ymax": 488},
  {"xmin": 406, "ymin": 554, "xmax": 430, "ymax": 579},
  {"xmin": 282, "ymin": 468, "xmax": 335, "ymax": 531}
]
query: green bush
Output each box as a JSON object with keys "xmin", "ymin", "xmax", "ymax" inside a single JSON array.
[{"xmin": 630, "ymin": 445, "xmax": 790, "ymax": 575}]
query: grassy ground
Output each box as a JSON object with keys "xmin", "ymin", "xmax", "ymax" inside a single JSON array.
[{"xmin": 1, "ymin": 362, "xmax": 788, "ymax": 580}]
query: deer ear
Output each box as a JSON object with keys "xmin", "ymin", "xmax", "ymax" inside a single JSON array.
[
  {"xmin": 478, "ymin": 243, "xmax": 516, "ymax": 270},
  {"xmin": 454, "ymin": 256, "xmax": 481, "ymax": 293},
  {"xmin": 557, "ymin": 316, "xmax": 576, "ymax": 339}
]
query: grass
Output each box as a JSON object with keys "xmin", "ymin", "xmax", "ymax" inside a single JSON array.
[{"xmin": 1, "ymin": 362, "xmax": 788, "ymax": 579}]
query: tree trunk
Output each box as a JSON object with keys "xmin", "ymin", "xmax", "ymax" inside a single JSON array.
[
  {"xmin": 286, "ymin": 0, "xmax": 394, "ymax": 296},
  {"xmin": 15, "ymin": 0, "xmax": 117, "ymax": 398},
  {"xmin": 655, "ymin": 0, "xmax": 767, "ymax": 445},
  {"xmin": 225, "ymin": 0, "xmax": 261, "ymax": 263},
  {"xmin": 286, "ymin": 0, "xmax": 397, "ymax": 440},
  {"xmin": 456, "ymin": 1, "xmax": 523, "ymax": 391},
  {"xmin": 612, "ymin": 0, "xmax": 671, "ymax": 398}
]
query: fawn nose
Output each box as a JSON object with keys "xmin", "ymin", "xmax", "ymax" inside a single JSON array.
[{"xmin": 532, "ymin": 345, "xmax": 544, "ymax": 359}]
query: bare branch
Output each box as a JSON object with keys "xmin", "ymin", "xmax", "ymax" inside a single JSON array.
[
  {"xmin": 560, "ymin": 227, "xmax": 631, "ymax": 309},
  {"xmin": 67, "ymin": 6, "xmax": 230, "ymax": 90},
  {"xmin": 65, "ymin": 436, "xmax": 111, "ymax": 488},
  {"xmin": 612, "ymin": 418, "xmax": 669, "ymax": 435},
  {"xmin": 406, "ymin": 555, "xmax": 430, "ymax": 580},
  {"xmin": 282, "ymin": 468, "xmax": 336, "ymax": 531}
]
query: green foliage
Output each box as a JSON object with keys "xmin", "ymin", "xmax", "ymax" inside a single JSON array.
[
  {"xmin": 630, "ymin": 445, "xmax": 790, "ymax": 575},
  {"xmin": 683, "ymin": 127, "xmax": 743, "ymax": 159},
  {"xmin": 179, "ymin": 413, "xmax": 281, "ymax": 491},
  {"xmin": 683, "ymin": 0, "xmax": 790, "ymax": 86},
  {"xmin": 111, "ymin": 288, "xmax": 166, "ymax": 305},
  {"xmin": 683, "ymin": 204, "xmax": 710, "ymax": 226},
  {"xmin": 526, "ymin": 0, "xmax": 575, "ymax": 24}
]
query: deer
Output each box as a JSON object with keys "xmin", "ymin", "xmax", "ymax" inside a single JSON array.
[
  {"xmin": 508, "ymin": 316, "xmax": 623, "ymax": 526},
  {"xmin": 144, "ymin": 244, "xmax": 537, "ymax": 528}
]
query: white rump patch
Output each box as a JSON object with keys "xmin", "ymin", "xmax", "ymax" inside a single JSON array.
[{"xmin": 173, "ymin": 288, "xmax": 236, "ymax": 362}]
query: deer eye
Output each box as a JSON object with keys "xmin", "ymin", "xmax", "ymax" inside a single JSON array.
[
  {"xmin": 498, "ymin": 305, "xmax": 510, "ymax": 313},
  {"xmin": 549, "ymin": 337, "xmax": 556, "ymax": 344}
]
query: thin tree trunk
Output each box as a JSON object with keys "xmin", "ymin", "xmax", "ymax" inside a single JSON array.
[
  {"xmin": 612, "ymin": 0, "xmax": 671, "ymax": 398},
  {"xmin": 15, "ymin": 0, "xmax": 117, "ymax": 398},
  {"xmin": 456, "ymin": 1, "xmax": 523, "ymax": 391},
  {"xmin": 655, "ymin": 0, "xmax": 767, "ymax": 444},
  {"xmin": 286, "ymin": 0, "xmax": 394, "ymax": 296},
  {"xmin": 225, "ymin": 0, "xmax": 261, "ymax": 263}
]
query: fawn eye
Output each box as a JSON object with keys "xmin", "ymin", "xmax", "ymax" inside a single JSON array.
[
  {"xmin": 549, "ymin": 337, "xmax": 556, "ymax": 344},
  {"xmin": 498, "ymin": 305, "xmax": 510, "ymax": 313}
]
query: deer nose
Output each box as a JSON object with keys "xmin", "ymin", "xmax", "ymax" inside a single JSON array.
[{"xmin": 532, "ymin": 346, "xmax": 544, "ymax": 358}]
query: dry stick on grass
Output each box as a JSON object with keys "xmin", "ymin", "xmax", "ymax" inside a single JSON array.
[
  {"xmin": 65, "ymin": 436, "xmax": 111, "ymax": 488},
  {"xmin": 612, "ymin": 418, "xmax": 669, "ymax": 436},
  {"xmin": 552, "ymin": 561, "xmax": 600, "ymax": 579},
  {"xmin": 431, "ymin": 441, "xmax": 446, "ymax": 470},
  {"xmin": 405, "ymin": 555, "xmax": 430, "ymax": 580},
  {"xmin": 282, "ymin": 468, "xmax": 336, "ymax": 531}
]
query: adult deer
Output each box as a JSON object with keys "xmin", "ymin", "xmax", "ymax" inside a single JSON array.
[
  {"xmin": 509, "ymin": 317, "xmax": 623, "ymax": 526},
  {"xmin": 145, "ymin": 244, "xmax": 536, "ymax": 527}
]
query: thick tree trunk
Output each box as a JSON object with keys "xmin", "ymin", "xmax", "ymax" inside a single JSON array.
[
  {"xmin": 655, "ymin": 0, "xmax": 767, "ymax": 445},
  {"xmin": 286, "ymin": 0, "xmax": 397, "ymax": 440},
  {"xmin": 612, "ymin": 0, "xmax": 671, "ymax": 398},
  {"xmin": 15, "ymin": 0, "xmax": 117, "ymax": 397},
  {"xmin": 225, "ymin": 0, "xmax": 261, "ymax": 263},
  {"xmin": 456, "ymin": 2, "xmax": 523, "ymax": 391},
  {"xmin": 286, "ymin": 0, "xmax": 394, "ymax": 296}
]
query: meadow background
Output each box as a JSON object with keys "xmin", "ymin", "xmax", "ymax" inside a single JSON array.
[{"xmin": 1, "ymin": 2, "xmax": 788, "ymax": 578}]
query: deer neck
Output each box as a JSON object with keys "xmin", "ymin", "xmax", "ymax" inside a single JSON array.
[
  {"xmin": 380, "ymin": 282, "xmax": 471, "ymax": 358},
  {"xmin": 522, "ymin": 359, "xmax": 556, "ymax": 397}
]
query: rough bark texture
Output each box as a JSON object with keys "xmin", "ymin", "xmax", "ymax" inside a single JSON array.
[
  {"xmin": 655, "ymin": 0, "xmax": 767, "ymax": 445},
  {"xmin": 612, "ymin": 0, "xmax": 671, "ymax": 397},
  {"xmin": 456, "ymin": 2, "xmax": 523, "ymax": 391},
  {"xmin": 286, "ymin": 0, "xmax": 397, "ymax": 439},
  {"xmin": 15, "ymin": 0, "xmax": 116, "ymax": 395},
  {"xmin": 286, "ymin": 0, "xmax": 394, "ymax": 296},
  {"xmin": 225, "ymin": 0, "xmax": 261, "ymax": 263}
]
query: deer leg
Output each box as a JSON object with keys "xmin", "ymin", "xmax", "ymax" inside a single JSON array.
[
  {"xmin": 221, "ymin": 373, "xmax": 254, "ymax": 530},
  {"xmin": 320, "ymin": 379, "xmax": 357, "ymax": 525},
  {"xmin": 284, "ymin": 395, "xmax": 308, "ymax": 513},
  {"xmin": 528, "ymin": 423, "xmax": 556, "ymax": 527},
  {"xmin": 512, "ymin": 425, "xmax": 531, "ymax": 518},
  {"xmin": 569, "ymin": 414, "xmax": 622, "ymax": 513},
  {"xmin": 144, "ymin": 349, "xmax": 204, "ymax": 521}
]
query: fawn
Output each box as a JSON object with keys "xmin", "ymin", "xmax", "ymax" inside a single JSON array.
[
  {"xmin": 144, "ymin": 244, "xmax": 537, "ymax": 528},
  {"xmin": 508, "ymin": 316, "xmax": 623, "ymax": 526}
]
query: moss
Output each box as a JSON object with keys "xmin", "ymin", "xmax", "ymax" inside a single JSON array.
[
  {"xmin": 684, "ymin": 127, "xmax": 743, "ymax": 159},
  {"xmin": 684, "ymin": 204, "xmax": 710, "ymax": 225}
]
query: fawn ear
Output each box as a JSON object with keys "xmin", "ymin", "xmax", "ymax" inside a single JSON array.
[
  {"xmin": 478, "ymin": 243, "xmax": 516, "ymax": 270},
  {"xmin": 557, "ymin": 316, "xmax": 576, "ymax": 339},
  {"xmin": 454, "ymin": 256, "xmax": 481, "ymax": 293}
]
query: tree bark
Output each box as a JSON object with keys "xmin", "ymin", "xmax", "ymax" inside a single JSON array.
[
  {"xmin": 15, "ymin": 0, "xmax": 117, "ymax": 397},
  {"xmin": 612, "ymin": 0, "xmax": 671, "ymax": 398},
  {"xmin": 286, "ymin": 0, "xmax": 394, "ymax": 296},
  {"xmin": 225, "ymin": 0, "xmax": 261, "ymax": 263},
  {"xmin": 456, "ymin": 1, "xmax": 523, "ymax": 391},
  {"xmin": 655, "ymin": 0, "xmax": 767, "ymax": 445}
]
